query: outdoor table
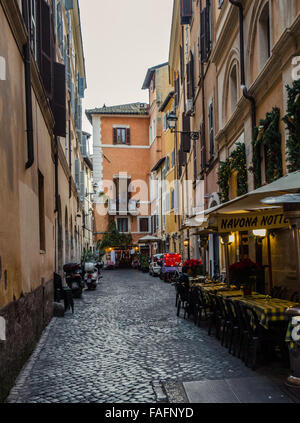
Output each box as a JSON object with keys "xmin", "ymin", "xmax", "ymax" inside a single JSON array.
[{"xmin": 230, "ymin": 296, "xmax": 298, "ymax": 330}]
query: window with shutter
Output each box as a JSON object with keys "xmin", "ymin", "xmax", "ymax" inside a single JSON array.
[
  {"xmin": 209, "ymin": 102, "xmax": 214, "ymax": 158},
  {"xmin": 51, "ymin": 62, "xmax": 66, "ymax": 137},
  {"xmin": 117, "ymin": 218, "xmax": 128, "ymax": 233},
  {"xmin": 178, "ymin": 146, "xmax": 186, "ymax": 167},
  {"xmin": 139, "ymin": 218, "xmax": 149, "ymax": 233},
  {"xmin": 181, "ymin": 113, "xmax": 191, "ymax": 153},
  {"xmin": 126, "ymin": 128, "xmax": 131, "ymax": 145},
  {"xmin": 114, "ymin": 128, "xmax": 127, "ymax": 144},
  {"xmin": 200, "ymin": 122, "xmax": 206, "ymax": 171},
  {"xmin": 190, "ymin": 52, "xmax": 195, "ymax": 98},
  {"xmin": 205, "ymin": 1, "xmax": 212, "ymax": 59},
  {"xmin": 186, "ymin": 62, "xmax": 191, "ymax": 100},
  {"xmin": 193, "ymin": 139, "xmax": 198, "ymax": 182},
  {"xmin": 180, "ymin": 45, "xmax": 184, "ymax": 85},
  {"xmin": 180, "ymin": 0, "xmax": 193, "ymax": 25},
  {"xmin": 39, "ymin": 0, "xmax": 53, "ymax": 97},
  {"xmin": 113, "ymin": 128, "xmax": 117, "ymax": 144}
]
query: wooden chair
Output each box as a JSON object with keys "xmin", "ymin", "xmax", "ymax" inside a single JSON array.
[
  {"xmin": 240, "ymin": 304, "xmax": 283, "ymax": 370},
  {"xmin": 215, "ymin": 296, "xmax": 231, "ymax": 347},
  {"xmin": 225, "ymin": 298, "xmax": 240, "ymax": 356},
  {"xmin": 176, "ymin": 284, "xmax": 190, "ymax": 318}
]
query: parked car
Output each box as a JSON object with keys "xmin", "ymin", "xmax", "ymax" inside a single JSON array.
[
  {"xmin": 149, "ymin": 254, "xmax": 164, "ymax": 276},
  {"xmin": 159, "ymin": 253, "xmax": 182, "ymax": 283}
]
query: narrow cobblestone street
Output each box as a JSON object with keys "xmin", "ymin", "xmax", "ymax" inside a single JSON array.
[{"xmin": 8, "ymin": 269, "xmax": 258, "ymax": 403}]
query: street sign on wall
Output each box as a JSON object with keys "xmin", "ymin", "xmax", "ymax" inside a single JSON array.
[{"xmin": 218, "ymin": 210, "xmax": 290, "ymax": 233}]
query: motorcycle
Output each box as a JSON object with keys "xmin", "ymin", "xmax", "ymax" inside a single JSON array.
[
  {"xmin": 63, "ymin": 263, "xmax": 84, "ymax": 299},
  {"xmin": 84, "ymin": 262, "xmax": 98, "ymax": 290}
]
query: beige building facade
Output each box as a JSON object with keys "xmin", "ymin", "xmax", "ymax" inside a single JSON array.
[{"xmin": 0, "ymin": 0, "xmax": 89, "ymax": 401}]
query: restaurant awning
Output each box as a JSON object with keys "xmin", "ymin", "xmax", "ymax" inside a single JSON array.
[
  {"xmin": 138, "ymin": 235, "xmax": 162, "ymax": 243},
  {"xmin": 205, "ymin": 171, "xmax": 300, "ymax": 216},
  {"xmin": 182, "ymin": 216, "xmax": 208, "ymax": 229}
]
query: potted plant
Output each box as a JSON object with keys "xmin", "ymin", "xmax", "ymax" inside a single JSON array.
[
  {"xmin": 184, "ymin": 259, "xmax": 204, "ymax": 278},
  {"xmin": 229, "ymin": 259, "xmax": 261, "ymax": 295}
]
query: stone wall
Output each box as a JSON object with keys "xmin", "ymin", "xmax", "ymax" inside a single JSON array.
[{"xmin": 0, "ymin": 280, "xmax": 53, "ymax": 402}]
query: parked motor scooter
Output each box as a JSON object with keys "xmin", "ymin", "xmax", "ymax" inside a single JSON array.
[
  {"xmin": 84, "ymin": 262, "xmax": 98, "ymax": 290},
  {"xmin": 63, "ymin": 263, "xmax": 84, "ymax": 298}
]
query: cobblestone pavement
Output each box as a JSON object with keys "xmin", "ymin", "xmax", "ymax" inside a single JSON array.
[{"xmin": 9, "ymin": 269, "xmax": 256, "ymax": 403}]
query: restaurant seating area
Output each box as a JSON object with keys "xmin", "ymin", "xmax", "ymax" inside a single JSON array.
[{"xmin": 174, "ymin": 277, "xmax": 296, "ymax": 371}]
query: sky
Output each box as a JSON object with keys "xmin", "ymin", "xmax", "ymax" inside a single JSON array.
[{"xmin": 79, "ymin": 0, "xmax": 174, "ymax": 134}]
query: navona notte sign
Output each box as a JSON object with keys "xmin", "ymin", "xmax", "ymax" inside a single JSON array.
[{"xmin": 218, "ymin": 211, "xmax": 290, "ymax": 233}]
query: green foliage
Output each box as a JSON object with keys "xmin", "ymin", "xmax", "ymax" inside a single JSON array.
[
  {"xmin": 98, "ymin": 221, "xmax": 133, "ymax": 250},
  {"xmin": 282, "ymin": 79, "xmax": 300, "ymax": 172},
  {"xmin": 81, "ymin": 247, "xmax": 97, "ymax": 263},
  {"xmin": 250, "ymin": 107, "xmax": 283, "ymax": 189},
  {"xmin": 217, "ymin": 142, "xmax": 248, "ymax": 203}
]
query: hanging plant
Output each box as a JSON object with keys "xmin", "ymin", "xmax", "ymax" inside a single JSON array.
[
  {"xmin": 282, "ymin": 79, "xmax": 300, "ymax": 172},
  {"xmin": 217, "ymin": 142, "xmax": 248, "ymax": 203},
  {"xmin": 250, "ymin": 107, "xmax": 283, "ymax": 189}
]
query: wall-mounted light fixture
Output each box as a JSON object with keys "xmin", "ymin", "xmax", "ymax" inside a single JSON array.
[
  {"xmin": 220, "ymin": 234, "xmax": 234, "ymax": 245},
  {"xmin": 253, "ymin": 229, "xmax": 267, "ymax": 238},
  {"xmin": 166, "ymin": 113, "xmax": 200, "ymax": 141}
]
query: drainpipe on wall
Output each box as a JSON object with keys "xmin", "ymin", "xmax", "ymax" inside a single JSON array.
[
  {"xmin": 229, "ymin": 0, "xmax": 257, "ymax": 135},
  {"xmin": 22, "ymin": 0, "xmax": 34, "ymax": 169}
]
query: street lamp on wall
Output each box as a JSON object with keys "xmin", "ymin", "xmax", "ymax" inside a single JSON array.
[{"xmin": 166, "ymin": 113, "xmax": 200, "ymax": 141}]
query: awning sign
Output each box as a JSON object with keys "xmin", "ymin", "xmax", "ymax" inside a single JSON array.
[{"xmin": 218, "ymin": 211, "xmax": 289, "ymax": 233}]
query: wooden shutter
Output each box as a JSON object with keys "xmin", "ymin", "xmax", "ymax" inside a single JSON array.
[
  {"xmin": 178, "ymin": 146, "xmax": 186, "ymax": 166},
  {"xmin": 180, "ymin": 45, "xmax": 184, "ymax": 85},
  {"xmin": 186, "ymin": 62, "xmax": 191, "ymax": 100},
  {"xmin": 209, "ymin": 102, "xmax": 214, "ymax": 157},
  {"xmin": 113, "ymin": 128, "xmax": 117, "ymax": 144},
  {"xmin": 181, "ymin": 113, "xmax": 191, "ymax": 153},
  {"xmin": 39, "ymin": 0, "xmax": 53, "ymax": 97},
  {"xmin": 205, "ymin": 1, "xmax": 212, "ymax": 58},
  {"xmin": 193, "ymin": 139, "xmax": 198, "ymax": 182},
  {"xmin": 200, "ymin": 8, "xmax": 206, "ymax": 63},
  {"xmin": 126, "ymin": 128, "xmax": 131, "ymax": 145},
  {"xmin": 51, "ymin": 62, "xmax": 66, "ymax": 137},
  {"xmin": 190, "ymin": 52, "xmax": 195, "ymax": 98},
  {"xmin": 180, "ymin": 0, "xmax": 192, "ymax": 25},
  {"xmin": 200, "ymin": 122, "xmax": 206, "ymax": 170}
]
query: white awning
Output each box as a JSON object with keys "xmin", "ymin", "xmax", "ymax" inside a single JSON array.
[
  {"xmin": 204, "ymin": 171, "xmax": 300, "ymax": 216},
  {"xmin": 138, "ymin": 235, "xmax": 162, "ymax": 243},
  {"xmin": 183, "ymin": 216, "xmax": 208, "ymax": 229}
]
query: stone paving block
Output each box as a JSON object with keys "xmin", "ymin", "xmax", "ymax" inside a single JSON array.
[{"xmin": 6, "ymin": 269, "xmax": 274, "ymax": 403}]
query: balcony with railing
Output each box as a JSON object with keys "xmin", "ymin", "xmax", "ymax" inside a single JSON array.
[{"xmin": 108, "ymin": 199, "xmax": 139, "ymax": 216}]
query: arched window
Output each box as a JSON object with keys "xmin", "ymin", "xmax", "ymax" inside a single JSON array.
[
  {"xmin": 258, "ymin": 2, "xmax": 271, "ymax": 70},
  {"xmin": 230, "ymin": 64, "xmax": 238, "ymax": 114}
]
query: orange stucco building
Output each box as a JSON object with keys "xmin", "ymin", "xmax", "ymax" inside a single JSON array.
[{"xmin": 86, "ymin": 103, "xmax": 152, "ymax": 247}]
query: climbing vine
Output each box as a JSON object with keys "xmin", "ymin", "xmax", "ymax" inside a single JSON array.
[
  {"xmin": 250, "ymin": 107, "xmax": 283, "ymax": 189},
  {"xmin": 282, "ymin": 79, "xmax": 300, "ymax": 173},
  {"xmin": 218, "ymin": 142, "xmax": 248, "ymax": 204}
]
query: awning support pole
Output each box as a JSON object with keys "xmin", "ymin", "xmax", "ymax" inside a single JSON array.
[
  {"xmin": 220, "ymin": 234, "xmax": 231, "ymax": 288},
  {"xmin": 267, "ymin": 231, "xmax": 273, "ymax": 294}
]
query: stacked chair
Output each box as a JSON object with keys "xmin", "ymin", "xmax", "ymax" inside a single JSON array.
[{"xmin": 175, "ymin": 285, "xmax": 290, "ymax": 371}]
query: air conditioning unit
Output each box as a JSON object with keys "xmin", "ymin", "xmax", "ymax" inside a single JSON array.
[{"xmin": 186, "ymin": 99, "xmax": 194, "ymax": 115}]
